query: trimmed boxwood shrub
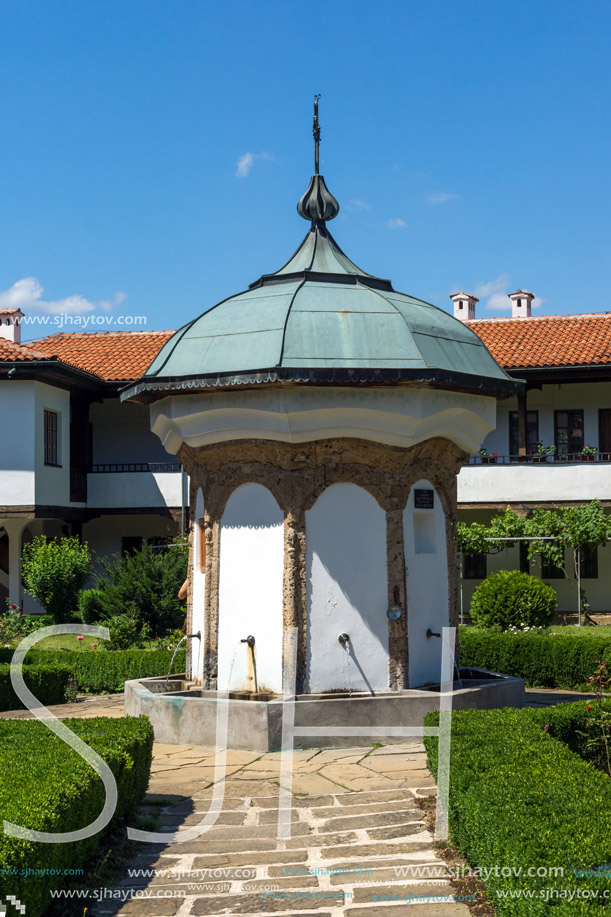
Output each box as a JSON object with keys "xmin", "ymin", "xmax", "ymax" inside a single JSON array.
[
  {"xmin": 533, "ymin": 697, "xmax": 611, "ymax": 775},
  {"xmin": 0, "ymin": 715, "xmax": 153, "ymax": 917},
  {"xmin": 459, "ymin": 627, "xmax": 611, "ymax": 688},
  {"xmin": 470, "ymin": 569, "xmax": 556, "ymax": 629},
  {"xmin": 0, "ymin": 648, "xmax": 187, "ymax": 693},
  {"xmin": 424, "ymin": 705, "xmax": 611, "ymax": 915},
  {"xmin": 0, "ymin": 663, "xmax": 72, "ymax": 711}
]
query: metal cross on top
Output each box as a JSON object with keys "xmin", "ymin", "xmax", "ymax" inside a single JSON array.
[{"xmin": 313, "ymin": 93, "xmax": 321, "ymax": 175}]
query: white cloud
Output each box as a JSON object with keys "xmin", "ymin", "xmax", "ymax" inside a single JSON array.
[
  {"xmin": 472, "ymin": 274, "xmax": 545, "ymax": 312},
  {"xmin": 235, "ymin": 151, "xmax": 274, "ymax": 178},
  {"xmin": 0, "ymin": 277, "xmax": 127, "ymax": 316},
  {"xmin": 98, "ymin": 291, "xmax": 127, "ymax": 312},
  {"xmin": 473, "ymin": 274, "xmax": 510, "ymax": 300},
  {"xmin": 386, "ymin": 218, "xmax": 407, "ymax": 229},
  {"xmin": 346, "ymin": 199, "xmax": 372, "ymax": 212},
  {"xmin": 426, "ymin": 192, "xmax": 462, "ymax": 205}
]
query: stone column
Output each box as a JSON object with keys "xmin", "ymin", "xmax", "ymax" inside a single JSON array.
[
  {"xmin": 386, "ymin": 508, "xmax": 408, "ymax": 690},
  {"xmin": 1, "ymin": 519, "xmax": 29, "ymax": 609},
  {"xmin": 283, "ymin": 507, "xmax": 307, "ymax": 695},
  {"xmin": 202, "ymin": 515, "xmax": 220, "ymax": 689}
]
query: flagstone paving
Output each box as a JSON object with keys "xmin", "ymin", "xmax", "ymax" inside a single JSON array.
[
  {"xmin": 88, "ymin": 741, "xmax": 470, "ymax": 917},
  {"xmin": 0, "ymin": 692, "xmax": 125, "ymax": 719},
  {"xmin": 3, "ymin": 686, "xmax": 603, "ymax": 915}
]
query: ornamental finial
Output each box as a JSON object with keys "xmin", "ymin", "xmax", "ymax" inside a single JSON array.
[
  {"xmin": 313, "ymin": 93, "xmax": 321, "ymax": 175},
  {"xmin": 297, "ymin": 94, "xmax": 339, "ymax": 223}
]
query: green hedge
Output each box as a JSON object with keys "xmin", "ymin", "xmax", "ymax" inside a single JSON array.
[
  {"xmin": 0, "ymin": 715, "xmax": 153, "ymax": 917},
  {"xmin": 0, "ymin": 663, "xmax": 72, "ymax": 711},
  {"xmin": 0, "ymin": 648, "xmax": 186, "ymax": 693},
  {"xmin": 424, "ymin": 704, "xmax": 611, "ymax": 915},
  {"xmin": 533, "ymin": 698, "xmax": 611, "ymax": 776},
  {"xmin": 459, "ymin": 627, "xmax": 611, "ymax": 688}
]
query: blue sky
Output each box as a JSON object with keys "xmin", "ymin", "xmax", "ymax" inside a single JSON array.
[{"xmin": 1, "ymin": 0, "xmax": 610, "ymax": 339}]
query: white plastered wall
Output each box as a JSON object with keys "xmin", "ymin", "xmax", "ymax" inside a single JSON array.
[
  {"xmin": 305, "ymin": 483, "xmax": 388, "ymax": 694},
  {"xmin": 404, "ymin": 480, "xmax": 450, "ymax": 687},
  {"xmin": 217, "ymin": 484, "xmax": 284, "ymax": 694}
]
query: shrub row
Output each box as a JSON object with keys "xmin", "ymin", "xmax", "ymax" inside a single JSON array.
[
  {"xmin": 0, "ymin": 715, "xmax": 153, "ymax": 917},
  {"xmin": 533, "ymin": 697, "xmax": 611, "ymax": 776},
  {"xmin": 0, "ymin": 663, "xmax": 72, "ymax": 711},
  {"xmin": 459, "ymin": 626, "xmax": 611, "ymax": 688},
  {"xmin": 424, "ymin": 704, "xmax": 611, "ymax": 915},
  {"xmin": 0, "ymin": 648, "xmax": 186, "ymax": 693}
]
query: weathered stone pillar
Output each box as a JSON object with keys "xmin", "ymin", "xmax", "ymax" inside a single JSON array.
[
  {"xmin": 283, "ymin": 507, "xmax": 307, "ymax": 694},
  {"xmin": 386, "ymin": 508, "xmax": 408, "ymax": 690},
  {"xmin": 203, "ymin": 515, "xmax": 220, "ymax": 689}
]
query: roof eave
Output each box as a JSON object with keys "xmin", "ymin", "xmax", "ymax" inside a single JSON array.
[{"xmin": 121, "ymin": 366, "xmax": 523, "ymax": 405}]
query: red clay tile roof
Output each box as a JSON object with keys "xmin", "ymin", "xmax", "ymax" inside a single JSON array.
[
  {"xmin": 28, "ymin": 330, "xmax": 175, "ymax": 382},
  {"xmin": 8, "ymin": 312, "xmax": 611, "ymax": 382},
  {"xmin": 468, "ymin": 313, "xmax": 611, "ymax": 369},
  {"xmin": 0, "ymin": 339, "xmax": 57, "ymax": 363}
]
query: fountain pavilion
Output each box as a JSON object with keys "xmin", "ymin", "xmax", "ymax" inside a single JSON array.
[{"xmin": 122, "ymin": 104, "xmax": 523, "ymax": 748}]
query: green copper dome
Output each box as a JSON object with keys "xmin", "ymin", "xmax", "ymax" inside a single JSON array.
[
  {"xmin": 124, "ymin": 215, "xmax": 516, "ymax": 402},
  {"xmin": 123, "ymin": 102, "xmax": 517, "ymax": 402}
]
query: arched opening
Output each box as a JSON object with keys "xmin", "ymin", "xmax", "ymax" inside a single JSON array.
[
  {"xmin": 305, "ymin": 483, "xmax": 388, "ymax": 694},
  {"xmin": 218, "ymin": 483, "xmax": 284, "ymax": 694}
]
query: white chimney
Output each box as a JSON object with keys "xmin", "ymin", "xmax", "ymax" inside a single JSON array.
[
  {"xmin": 450, "ymin": 292, "xmax": 478, "ymax": 322},
  {"xmin": 0, "ymin": 309, "xmax": 23, "ymax": 344},
  {"xmin": 509, "ymin": 290, "xmax": 534, "ymax": 319}
]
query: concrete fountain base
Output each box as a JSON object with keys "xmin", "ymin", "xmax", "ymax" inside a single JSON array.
[{"xmin": 124, "ymin": 669, "xmax": 524, "ymax": 751}]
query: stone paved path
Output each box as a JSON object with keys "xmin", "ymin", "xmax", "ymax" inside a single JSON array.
[
  {"xmin": 524, "ymin": 687, "xmax": 598, "ymax": 707},
  {"xmin": 91, "ymin": 742, "xmax": 470, "ymax": 917},
  {"xmin": 7, "ymin": 689, "xmax": 598, "ymax": 914},
  {"xmin": 0, "ymin": 692, "xmax": 125, "ymax": 719}
]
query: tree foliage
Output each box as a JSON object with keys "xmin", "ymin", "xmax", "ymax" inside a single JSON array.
[
  {"xmin": 456, "ymin": 506, "xmax": 527, "ymax": 556},
  {"xmin": 457, "ymin": 501, "xmax": 611, "ymax": 610},
  {"xmin": 21, "ymin": 535, "xmax": 92, "ymax": 624},
  {"xmin": 86, "ymin": 539, "xmax": 188, "ymax": 637}
]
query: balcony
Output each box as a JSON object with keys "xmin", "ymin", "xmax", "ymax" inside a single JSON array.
[
  {"xmin": 87, "ymin": 462, "xmax": 184, "ymax": 510},
  {"xmin": 458, "ymin": 453, "xmax": 611, "ymax": 505}
]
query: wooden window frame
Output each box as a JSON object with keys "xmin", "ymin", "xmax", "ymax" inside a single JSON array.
[
  {"xmin": 509, "ymin": 410, "xmax": 539, "ymax": 457},
  {"xmin": 554, "ymin": 409, "xmax": 584, "ymax": 456},
  {"xmin": 463, "ymin": 552, "xmax": 487, "ymax": 580},
  {"xmin": 44, "ymin": 409, "xmax": 60, "ymax": 467},
  {"xmin": 580, "ymin": 545, "xmax": 599, "ymax": 580},
  {"xmin": 598, "ymin": 409, "xmax": 611, "ymax": 455}
]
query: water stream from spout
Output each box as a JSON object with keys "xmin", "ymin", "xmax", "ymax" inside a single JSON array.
[
  {"xmin": 225, "ymin": 643, "xmax": 241, "ymax": 693},
  {"xmin": 166, "ymin": 635, "xmax": 188, "ymax": 686},
  {"xmin": 344, "ymin": 643, "xmax": 353, "ymax": 697}
]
